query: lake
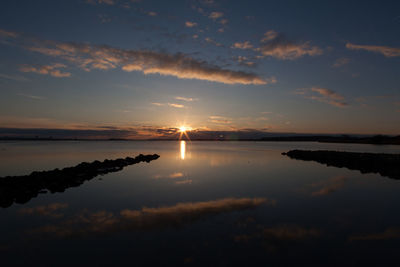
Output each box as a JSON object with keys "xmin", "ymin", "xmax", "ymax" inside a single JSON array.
[{"xmin": 1, "ymin": 141, "xmax": 400, "ymax": 266}]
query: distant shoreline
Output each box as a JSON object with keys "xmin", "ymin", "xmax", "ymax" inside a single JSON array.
[{"xmin": 1, "ymin": 135, "xmax": 399, "ymax": 145}]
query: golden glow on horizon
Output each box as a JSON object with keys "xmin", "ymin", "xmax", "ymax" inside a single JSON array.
[{"xmin": 180, "ymin": 140, "xmax": 186, "ymax": 160}]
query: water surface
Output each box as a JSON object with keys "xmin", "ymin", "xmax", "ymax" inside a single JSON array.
[{"xmin": 1, "ymin": 141, "xmax": 400, "ymax": 266}]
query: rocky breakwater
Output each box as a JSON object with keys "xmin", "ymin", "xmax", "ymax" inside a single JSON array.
[
  {"xmin": 282, "ymin": 150, "xmax": 400, "ymax": 180},
  {"xmin": 0, "ymin": 154, "xmax": 160, "ymax": 208}
]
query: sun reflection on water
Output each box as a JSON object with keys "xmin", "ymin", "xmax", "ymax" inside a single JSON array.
[{"xmin": 180, "ymin": 140, "xmax": 186, "ymax": 160}]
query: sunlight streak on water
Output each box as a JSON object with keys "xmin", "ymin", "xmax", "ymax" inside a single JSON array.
[{"xmin": 180, "ymin": 140, "xmax": 186, "ymax": 160}]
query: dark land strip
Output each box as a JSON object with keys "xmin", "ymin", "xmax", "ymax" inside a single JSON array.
[
  {"xmin": 283, "ymin": 150, "xmax": 400, "ymax": 179},
  {"xmin": 0, "ymin": 154, "xmax": 160, "ymax": 208}
]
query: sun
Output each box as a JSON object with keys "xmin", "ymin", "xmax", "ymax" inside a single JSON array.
[
  {"xmin": 179, "ymin": 126, "xmax": 187, "ymax": 133},
  {"xmin": 178, "ymin": 125, "xmax": 192, "ymax": 140}
]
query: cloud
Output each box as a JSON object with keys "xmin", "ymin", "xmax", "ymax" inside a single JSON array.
[
  {"xmin": 175, "ymin": 96, "xmax": 197, "ymax": 102},
  {"xmin": 19, "ymin": 63, "xmax": 71, "ymax": 77},
  {"xmin": 209, "ymin": 115, "xmax": 232, "ymax": 124},
  {"xmin": 0, "ymin": 29, "xmax": 18, "ymax": 38},
  {"xmin": 185, "ymin": 21, "xmax": 198, "ymax": 28},
  {"xmin": 168, "ymin": 103, "xmax": 185, "ymax": 108},
  {"xmin": 26, "ymin": 41, "xmax": 268, "ymax": 85},
  {"xmin": 219, "ymin": 19, "xmax": 228, "ymax": 25},
  {"xmin": 261, "ymin": 30, "xmax": 278, "ymax": 43},
  {"xmin": 151, "ymin": 102, "xmax": 164, "ymax": 106},
  {"xmin": 232, "ymin": 41, "xmax": 253, "ymax": 50},
  {"xmin": 0, "ymin": 73, "xmax": 29, "ymax": 82},
  {"xmin": 349, "ymin": 227, "xmax": 400, "ymax": 241},
  {"xmin": 346, "ymin": 43, "xmax": 400, "ymax": 57},
  {"xmin": 147, "ymin": 11, "xmax": 157, "ymax": 16},
  {"xmin": 234, "ymin": 224, "xmax": 321, "ymax": 243},
  {"xmin": 17, "ymin": 93, "xmax": 45, "ymax": 100},
  {"xmin": 205, "ymin": 37, "xmax": 223, "ymax": 47},
  {"xmin": 295, "ymin": 87, "xmax": 348, "ymax": 107},
  {"xmin": 30, "ymin": 197, "xmax": 272, "ymax": 237},
  {"xmin": 209, "ymin": 11, "xmax": 224, "ymax": 20},
  {"xmin": 18, "ymin": 203, "xmax": 68, "ymax": 218},
  {"xmin": 310, "ymin": 176, "xmax": 349, "ymax": 196},
  {"xmin": 333, "ymin": 57, "xmax": 350, "ymax": 68},
  {"xmin": 236, "ymin": 56, "xmax": 256, "ymax": 67},
  {"xmin": 262, "ymin": 225, "xmax": 321, "ymax": 240},
  {"xmin": 258, "ymin": 30, "xmax": 323, "ymax": 60},
  {"xmin": 4, "ymin": 29, "xmax": 271, "ymax": 85},
  {"xmin": 86, "ymin": 0, "xmax": 115, "ymax": 5},
  {"xmin": 152, "ymin": 102, "xmax": 185, "ymax": 108},
  {"xmin": 154, "ymin": 172, "xmax": 184, "ymax": 179}
]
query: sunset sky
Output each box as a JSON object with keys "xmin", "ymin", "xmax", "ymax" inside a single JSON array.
[{"xmin": 0, "ymin": 0, "xmax": 399, "ymax": 139}]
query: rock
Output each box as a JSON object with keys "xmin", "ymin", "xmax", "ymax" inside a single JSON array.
[
  {"xmin": 282, "ymin": 150, "xmax": 400, "ymax": 179},
  {"xmin": 0, "ymin": 153, "xmax": 160, "ymax": 208}
]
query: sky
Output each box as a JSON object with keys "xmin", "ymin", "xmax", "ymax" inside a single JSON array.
[{"xmin": 0, "ymin": 0, "xmax": 399, "ymax": 139}]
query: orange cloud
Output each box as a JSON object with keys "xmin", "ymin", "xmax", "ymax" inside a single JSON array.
[
  {"xmin": 311, "ymin": 176, "xmax": 349, "ymax": 196},
  {"xmin": 232, "ymin": 41, "xmax": 253, "ymax": 49},
  {"xmin": 0, "ymin": 29, "xmax": 18, "ymax": 38},
  {"xmin": 296, "ymin": 87, "xmax": 348, "ymax": 108},
  {"xmin": 185, "ymin": 21, "xmax": 198, "ymax": 27},
  {"xmin": 19, "ymin": 63, "xmax": 71, "ymax": 77},
  {"xmin": 168, "ymin": 103, "xmax": 185, "ymax": 108},
  {"xmin": 30, "ymin": 197, "xmax": 272, "ymax": 237},
  {"xmin": 333, "ymin": 57, "xmax": 350, "ymax": 68},
  {"xmin": 8, "ymin": 31, "xmax": 271, "ymax": 85},
  {"xmin": 18, "ymin": 203, "xmax": 68, "ymax": 218},
  {"xmin": 209, "ymin": 11, "xmax": 224, "ymax": 20},
  {"xmin": 205, "ymin": 37, "xmax": 223, "ymax": 47},
  {"xmin": 258, "ymin": 30, "xmax": 322, "ymax": 60},
  {"xmin": 346, "ymin": 43, "xmax": 400, "ymax": 57}
]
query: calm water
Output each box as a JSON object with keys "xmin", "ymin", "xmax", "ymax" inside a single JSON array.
[{"xmin": 1, "ymin": 141, "xmax": 400, "ymax": 266}]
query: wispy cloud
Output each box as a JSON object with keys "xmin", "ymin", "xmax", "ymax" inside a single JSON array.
[
  {"xmin": 86, "ymin": 0, "xmax": 115, "ymax": 5},
  {"xmin": 219, "ymin": 18, "xmax": 228, "ymax": 25},
  {"xmin": 151, "ymin": 102, "xmax": 164, "ymax": 106},
  {"xmin": 236, "ymin": 56, "xmax": 256, "ymax": 67},
  {"xmin": 205, "ymin": 37, "xmax": 223, "ymax": 47},
  {"xmin": 23, "ymin": 38, "xmax": 270, "ymax": 85},
  {"xmin": 168, "ymin": 103, "xmax": 185, "ymax": 108},
  {"xmin": 258, "ymin": 30, "xmax": 322, "ymax": 60},
  {"xmin": 185, "ymin": 21, "xmax": 198, "ymax": 28},
  {"xmin": 17, "ymin": 93, "xmax": 45, "ymax": 100},
  {"xmin": 147, "ymin": 11, "xmax": 157, "ymax": 16},
  {"xmin": 0, "ymin": 29, "xmax": 19, "ymax": 38},
  {"xmin": 19, "ymin": 63, "xmax": 71, "ymax": 78},
  {"xmin": 232, "ymin": 41, "xmax": 253, "ymax": 50},
  {"xmin": 0, "ymin": 73, "xmax": 29, "ymax": 82},
  {"xmin": 18, "ymin": 203, "xmax": 68, "ymax": 218},
  {"xmin": 310, "ymin": 176, "xmax": 349, "ymax": 196},
  {"xmin": 209, "ymin": 11, "xmax": 224, "ymax": 20},
  {"xmin": 30, "ymin": 198, "xmax": 271, "ymax": 237},
  {"xmin": 295, "ymin": 87, "xmax": 348, "ymax": 107},
  {"xmin": 332, "ymin": 57, "xmax": 350, "ymax": 68},
  {"xmin": 175, "ymin": 96, "xmax": 197, "ymax": 102},
  {"xmin": 350, "ymin": 228, "xmax": 400, "ymax": 241},
  {"xmin": 154, "ymin": 172, "xmax": 184, "ymax": 179},
  {"xmin": 346, "ymin": 43, "xmax": 400, "ymax": 57},
  {"xmin": 152, "ymin": 102, "xmax": 185, "ymax": 108},
  {"xmin": 209, "ymin": 115, "xmax": 232, "ymax": 124}
]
